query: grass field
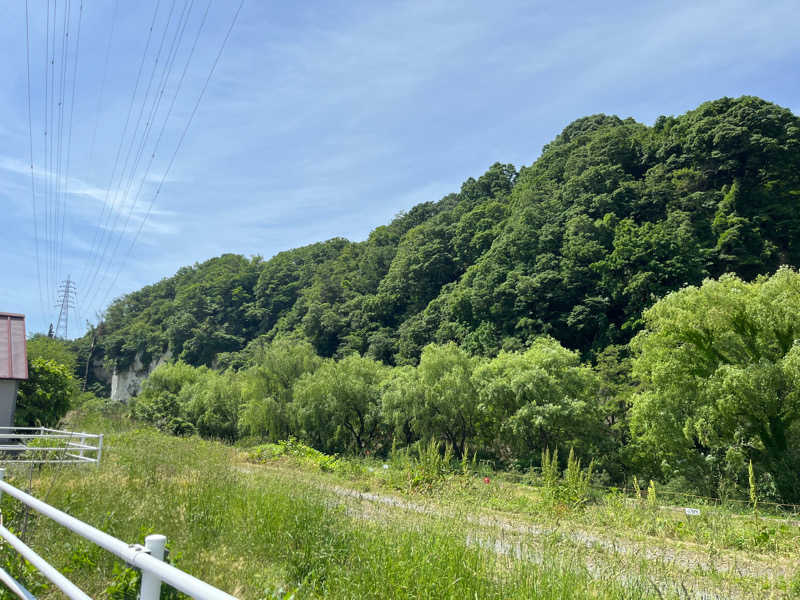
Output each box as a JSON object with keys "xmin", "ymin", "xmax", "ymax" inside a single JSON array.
[{"xmin": 0, "ymin": 410, "xmax": 798, "ymax": 599}]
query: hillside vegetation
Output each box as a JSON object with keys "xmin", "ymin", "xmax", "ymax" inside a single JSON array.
[
  {"xmin": 68, "ymin": 96, "xmax": 800, "ymax": 503},
  {"xmin": 91, "ymin": 96, "xmax": 800, "ymax": 369}
]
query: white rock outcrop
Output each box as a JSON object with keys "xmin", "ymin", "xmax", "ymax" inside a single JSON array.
[{"xmin": 110, "ymin": 351, "xmax": 171, "ymax": 403}]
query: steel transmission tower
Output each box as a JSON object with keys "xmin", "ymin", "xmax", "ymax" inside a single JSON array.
[{"xmin": 55, "ymin": 276, "xmax": 77, "ymax": 339}]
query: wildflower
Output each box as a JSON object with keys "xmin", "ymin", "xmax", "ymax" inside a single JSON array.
[{"xmin": 484, "ymin": 477, "xmax": 490, "ymax": 484}]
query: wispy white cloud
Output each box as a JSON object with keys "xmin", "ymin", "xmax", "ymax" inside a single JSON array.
[{"xmin": 0, "ymin": 154, "xmax": 175, "ymax": 236}]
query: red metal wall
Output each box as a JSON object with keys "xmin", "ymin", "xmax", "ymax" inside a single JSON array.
[{"xmin": 0, "ymin": 313, "xmax": 28, "ymax": 380}]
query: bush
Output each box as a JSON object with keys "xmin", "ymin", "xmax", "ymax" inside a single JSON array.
[
  {"xmin": 249, "ymin": 438, "xmax": 342, "ymax": 473},
  {"xmin": 132, "ymin": 361, "xmax": 205, "ymax": 426},
  {"xmin": 15, "ymin": 358, "xmax": 75, "ymax": 427}
]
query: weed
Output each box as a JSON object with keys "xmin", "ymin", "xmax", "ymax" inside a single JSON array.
[
  {"xmin": 5, "ymin": 414, "xmax": 797, "ymax": 600},
  {"xmin": 248, "ymin": 438, "xmax": 342, "ymax": 473},
  {"xmin": 539, "ymin": 447, "xmax": 595, "ymax": 508},
  {"xmin": 563, "ymin": 448, "xmax": 594, "ymax": 507},
  {"xmin": 647, "ymin": 479, "xmax": 657, "ymax": 510},
  {"xmin": 749, "ymin": 459, "xmax": 758, "ymax": 512}
]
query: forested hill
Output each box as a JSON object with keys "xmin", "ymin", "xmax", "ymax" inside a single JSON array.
[{"xmin": 89, "ymin": 96, "xmax": 800, "ymax": 373}]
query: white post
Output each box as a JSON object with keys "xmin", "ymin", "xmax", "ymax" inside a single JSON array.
[
  {"xmin": 139, "ymin": 534, "xmax": 167, "ymax": 600},
  {"xmin": 96, "ymin": 434, "xmax": 104, "ymax": 466}
]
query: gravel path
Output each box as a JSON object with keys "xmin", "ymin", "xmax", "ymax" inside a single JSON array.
[
  {"xmin": 240, "ymin": 462, "xmax": 797, "ymax": 599},
  {"xmin": 330, "ymin": 485, "xmax": 793, "ymax": 577}
]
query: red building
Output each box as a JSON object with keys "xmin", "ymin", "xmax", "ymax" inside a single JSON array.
[{"xmin": 0, "ymin": 313, "xmax": 28, "ymax": 427}]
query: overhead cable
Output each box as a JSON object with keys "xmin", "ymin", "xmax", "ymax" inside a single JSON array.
[
  {"xmin": 85, "ymin": 0, "xmax": 197, "ymax": 309},
  {"xmin": 98, "ymin": 0, "xmax": 244, "ymax": 309},
  {"xmin": 53, "ymin": 0, "xmax": 72, "ymax": 288},
  {"xmin": 58, "ymin": 1, "xmax": 84, "ymax": 285},
  {"xmin": 78, "ymin": 0, "xmax": 163, "ymax": 301},
  {"xmin": 25, "ymin": 0, "xmax": 46, "ymax": 321},
  {"xmin": 87, "ymin": 0, "xmax": 118, "ymax": 164},
  {"xmin": 82, "ymin": 0, "xmax": 181, "ymax": 304}
]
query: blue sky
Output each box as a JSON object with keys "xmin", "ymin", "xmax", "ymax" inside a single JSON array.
[{"xmin": 0, "ymin": 0, "xmax": 798, "ymax": 337}]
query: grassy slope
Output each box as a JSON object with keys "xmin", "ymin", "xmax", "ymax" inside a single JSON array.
[{"xmin": 1, "ymin": 413, "xmax": 798, "ymax": 600}]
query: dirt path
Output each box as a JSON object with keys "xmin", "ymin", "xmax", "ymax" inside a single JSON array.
[
  {"xmin": 239, "ymin": 461, "xmax": 797, "ymax": 599},
  {"xmin": 329, "ymin": 485, "xmax": 793, "ymax": 599}
]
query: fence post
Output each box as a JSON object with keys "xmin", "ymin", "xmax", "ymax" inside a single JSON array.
[
  {"xmin": 96, "ymin": 434, "xmax": 104, "ymax": 467},
  {"xmin": 139, "ymin": 534, "xmax": 167, "ymax": 600}
]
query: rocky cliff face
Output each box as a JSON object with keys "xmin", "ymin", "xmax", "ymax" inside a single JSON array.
[
  {"xmin": 90, "ymin": 359, "xmax": 112, "ymax": 394},
  {"xmin": 110, "ymin": 351, "xmax": 171, "ymax": 403}
]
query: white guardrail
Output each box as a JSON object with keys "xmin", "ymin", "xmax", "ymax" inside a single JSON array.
[
  {"xmin": 0, "ymin": 470, "xmax": 238, "ymax": 600},
  {"xmin": 0, "ymin": 428, "xmax": 103, "ymax": 465}
]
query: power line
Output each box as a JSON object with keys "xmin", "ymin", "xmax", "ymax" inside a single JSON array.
[
  {"xmin": 98, "ymin": 0, "xmax": 245, "ymax": 310},
  {"xmin": 87, "ymin": 0, "xmax": 118, "ymax": 165},
  {"xmin": 90, "ymin": 0, "xmax": 212, "ymax": 311},
  {"xmin": 78, "ymin": 1, "xmax": 165, "ymax": 302},
  {"xmin": 25, "ymin": 0, "xmax": 46, "ymax": 323},
  {"xmin": 47, "ymin": 0, "xmax": 59, "ymax": 303},
  {"xmin": 42, "ymin": 0, "xmax": 52, "ymax": 308},
  {"xmin": 47, "ymin": 0, "xmax": 62, "ymax": 307},
  {"xmin": 83, "ymin": 0, "xmax": 195, "ymax": 307},
  {"xmin": 82, "ymin": 0, "xmax": 181, "ymax": 304},
  {"xmin": 58, "ymin": 0, "xmax": 84, "ymax": 284},
  {"xmin": 84, "ymin": 0, "xmax": 197, "ymax": 309},
  {"xmin": 80, "ymin": 0, "xmax": 175, "ymax": 297},
  {"xmin": 21, "ymin": 1, "xmax": 245, "ymax": 326},
  {"xmin": 53, "ymin": 0, "xmax": 72, "ymax": 288}
]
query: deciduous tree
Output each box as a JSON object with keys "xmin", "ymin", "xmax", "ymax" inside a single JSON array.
[{"xmin": 630, "ymin": 267, "xmax": 800, "ymax": 500}]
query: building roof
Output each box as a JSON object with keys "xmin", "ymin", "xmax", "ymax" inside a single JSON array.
[{"xmin": 0, "ymin": 313, "xmax": 28, "ymax": 380}]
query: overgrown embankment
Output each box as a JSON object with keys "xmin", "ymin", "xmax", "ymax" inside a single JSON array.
[{"xmin": 1, "ymin": 412, "xmax": 798, "ymax": 599}]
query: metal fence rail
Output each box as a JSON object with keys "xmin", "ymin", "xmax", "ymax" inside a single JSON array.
[
  {"xmin": 0, "ymin": 427, "xmax": 103, "ymax": 465},
  {"xmin": 0, "ymin": 470, "xmax": 237, "ymax": 600}
]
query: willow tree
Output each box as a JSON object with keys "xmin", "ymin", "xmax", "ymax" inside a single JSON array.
[
  {"xmin": 237, "ymin": 339, "xmax": 322, "ymax": 441},
  {"xmin": 293, "ymin": 354, "xmax": 387, "ymax": 454},
  {"xmin": 630, "ymin": 267, "xmax": 800, "ymax": 501},
  {"xmin": 474, "ymin": 337, "xmax": 603, "ymax": 465},
  {"xmin": 382, "ymin": 343, "xmax": 481, "ymax": 457}
]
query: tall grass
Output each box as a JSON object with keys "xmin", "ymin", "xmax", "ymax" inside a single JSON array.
[
  {"xmin": 0, "ymin": 424, "xmax": 677, "ymax": 600},
  {"xmin": 284, "ymin": 444, "xmax": 800, "ymax": 560}
]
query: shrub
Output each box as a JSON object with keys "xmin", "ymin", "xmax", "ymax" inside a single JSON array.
[{"xmin": 16, "ymin": 358, "xmax": 75, "ymax": 427}]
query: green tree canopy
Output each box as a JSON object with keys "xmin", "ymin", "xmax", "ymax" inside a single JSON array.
[
  {"xmin": 238, "ymin": 339, "xmax": 323, "ymax": 440},
  {"xmin": 293, "ymin": 354, "xmax": 387, "ymax": 453},
  {"xmin": 181, "ymin": 370, "xmax": 243, "ymax": 441},
  {"xmin": 630, "ymin": 267, "xmax": 800, "ymax": 501},
  {"xmin": 383, "ymin": 343, "xmax": 481, "ymax": 456},
  {"xmin": 474, "ymin": 337, "xmax": 604, "ymax": 465},
  {"xmin": 133, "ymin": 361, "xmax": 207, "ymax": 435},
  {"xmin": 27, "ymin": 335, "xmax": 78, "ymax": 372},
  {"xmin": 91, "ymin": 97, "xmax": 800, "ymax": 370}
]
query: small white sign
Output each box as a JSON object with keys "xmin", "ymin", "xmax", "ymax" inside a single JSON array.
[{"xmin": 684, "ymin": 507, "xmax": 701, "ymax": 516}]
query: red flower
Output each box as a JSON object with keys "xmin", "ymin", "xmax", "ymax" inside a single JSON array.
[{"xmin": 484, "ymin": 477, "xmax": 490, "ymax": 484}]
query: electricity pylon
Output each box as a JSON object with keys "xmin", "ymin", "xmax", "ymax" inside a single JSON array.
[{"xmin": 55, "ymin": 276, "xmax": 77, "ymax": 339}]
